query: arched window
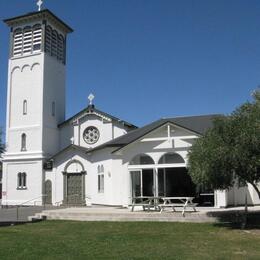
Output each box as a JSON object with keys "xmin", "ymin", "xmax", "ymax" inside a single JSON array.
[
  {"xmin": 21, "ymin": 133, "xmax": 27, "ymax": 151},
  {"xmin": 129, "ymin": 154, "xmax": 155, "ymax": 165},
  {"xmin": 17, "ymin": 172, "xmax": 27, "ymax": 189},
  {"xmin": 158, "ymin": 153, "xmax": 185, "ymax": 164},
  {"xmin": 23, "ymin": 100, "xmax": 27, "ymax": 115},
  {"xmin": 18, "ymin": 172, "xmax": 22, "ymax": 187}
]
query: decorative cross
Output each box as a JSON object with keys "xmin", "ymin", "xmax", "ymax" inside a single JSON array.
[
  {"xmin": 37, "ymin": 0, "xmax": 43, "ymax": 11},
  {"xmin": 88, "ymin": 93, "xmax": 95, "ymax": 105}
]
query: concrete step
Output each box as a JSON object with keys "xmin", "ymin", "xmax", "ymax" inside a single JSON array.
[{"xmin": 35, "ymin": 210, "xmax": 218, "ymax": 223}]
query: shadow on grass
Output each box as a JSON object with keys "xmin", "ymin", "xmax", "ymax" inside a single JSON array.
[{"xmin": 207, "ymin": 210, "xmax": 260, "ymax": 230}]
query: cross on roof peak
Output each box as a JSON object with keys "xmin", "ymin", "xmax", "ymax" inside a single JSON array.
[
  {"xmin": 37, "ymin": 0, "xmax": 43, "ymax": 11},
  {"xmin": 88, "ymin": 93, "xmax": 95, "ymax": 106}
]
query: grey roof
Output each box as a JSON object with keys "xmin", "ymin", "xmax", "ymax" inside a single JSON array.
[
  {"xmin": 4, "ymin": 9, "xmax": 73, "ymax": 33},
  {"xmin": 86, "ymin": 114, "xmax": 221, "ymax": 153},
  {"xmin": 58, "ymin": 105, "xmax": 138, "ymax": 129}
]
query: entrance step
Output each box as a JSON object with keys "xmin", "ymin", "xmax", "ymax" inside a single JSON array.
[{"xmin": 33, "ymin": 207, "xmax": 219, "ymax": 223}]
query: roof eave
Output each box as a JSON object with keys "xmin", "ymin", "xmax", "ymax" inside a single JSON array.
[
  {"xmin": 58, "ymin": 106, "xmax": 137, "ymax": 129},
  {"xmin": 4, "ymin": 9, "xmax": 73, "ymax": 33}
]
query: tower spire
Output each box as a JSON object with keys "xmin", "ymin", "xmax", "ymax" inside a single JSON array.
[{"xmin": 37, "ymin": 0, "xmax": 43, "ymax": 11}]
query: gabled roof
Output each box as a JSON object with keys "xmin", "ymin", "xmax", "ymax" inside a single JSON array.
[
  {"xmin": 86, "ymin": 114, "xmax": 221, "ymax": 154},
  {"xmin": 58, "ymin": 105, "xmax": 138, "ymax": 129},
  {"xmin": 50, "ymin": 144, "xmax": 89, "ymax": 160}
]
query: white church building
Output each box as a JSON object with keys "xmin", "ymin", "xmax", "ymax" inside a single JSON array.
[{"xmin": 2, "ymin": 8, "xmax": 259, "ymax": 208}]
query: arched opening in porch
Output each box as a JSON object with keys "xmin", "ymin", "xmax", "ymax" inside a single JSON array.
[
  {"xmin": 129, "ymin": 154, "xmax": 155, "ymax": 197},
  {"xmin": 157, "ymin": 153, "xmax": 195, "ymax": 197}
]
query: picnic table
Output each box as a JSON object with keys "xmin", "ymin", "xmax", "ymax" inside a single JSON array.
[
  {"xmin": 130, "ymin": 196, "xmax": 161, "ymax": 212},
  {"xmin": 159, "ymin": 197, "xmax": 197, "ymax": 216}
]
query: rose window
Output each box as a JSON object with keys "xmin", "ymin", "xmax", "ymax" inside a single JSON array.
[{"xmin": 83, "ymin": 126, "xmax": 100, "ymax": 144}]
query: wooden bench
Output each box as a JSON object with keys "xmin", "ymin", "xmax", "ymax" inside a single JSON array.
[
  {"xmin": 159, "ymin": 197, "xmax": 197, "ymax": 216},
  {"xmin": 130, "ymin": 203, "xmax": 152, "ymax": 212},
  {"xmin": 130, "ymin": 196, "xmax": 161, "ymax": 212}
]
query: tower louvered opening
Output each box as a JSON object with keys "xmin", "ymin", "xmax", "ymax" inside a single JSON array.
[
  {"xmin": 12, "ymin": 25, "xmax": 42, "ymax": 57},
  {"xmin": 13, "ymin": 29, "xmax": 23, "ymax": 57},
  {"xmin": 33, "ymin": 25, "xmax": 42, "ymax": 52},
  {"xmin": 44, "ymin": 25, "xmax": 65, "ymax": 63},
  {"xmin": 12, "ymin": 24, "xmax": 65, "ymax": 63}
]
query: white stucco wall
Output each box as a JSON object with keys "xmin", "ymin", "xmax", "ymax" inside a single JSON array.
[
  {"xmin": 42, "ymin": 53, "xmax": 66, "ymax": 156},
  {"xmin": 2, "ymin": 160, "xmax": 43, "ymax": 205},
  {"xmin": 6, "ymin": 55, "xmax": 43, "ymax": 153}
]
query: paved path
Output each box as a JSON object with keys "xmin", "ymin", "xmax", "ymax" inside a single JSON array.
[{"xmin": 0, "ymin": 206, "xmax": 58, "ymax": 222}]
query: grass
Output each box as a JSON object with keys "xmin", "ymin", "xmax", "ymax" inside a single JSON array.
[{"xmin": 0, "ymin": 221, "xmax": 259, "ymax": 259}]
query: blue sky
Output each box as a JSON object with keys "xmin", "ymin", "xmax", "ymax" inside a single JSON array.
[{"xmin": 0, "ymin": 0, "xmax": 260, "ymax": 131}]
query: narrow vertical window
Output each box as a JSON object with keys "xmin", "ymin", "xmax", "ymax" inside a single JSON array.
[
  {"xmin": 98, "ymin": 165, "xmax": 104, "ymax": 193},
  {"xmin": 52, "ymin": 102, "xmax": 56, "ymax": 117},
  {"xmin": 21, "ymin": 133, "xmax": 26, "ymax": 151},
  {"xmin": 22, "ymin": 172, "xmax": 27, "ymax": 187},
  {"xmin": 23, "ymin": 100, "xmax": 27, "ymax": 115},
  {"xmin": 18, "ymin": 172, "xmax": 22, "ymax": 187},
  {"xmin": 17, "ymin": 172, "xmax": 27, "ymax": 189}
]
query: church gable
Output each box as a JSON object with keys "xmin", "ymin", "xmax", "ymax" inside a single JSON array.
[
  {"xmin": 114, "ymin": 122, "xmax": 200, "ymax": 156},
  {"xmin": 59, "ymin": 105, "xmax": 137, "ymax": 150},
  {"xmin": 138, "ymin": 123, "xmax": 199, "ymax": 150}
]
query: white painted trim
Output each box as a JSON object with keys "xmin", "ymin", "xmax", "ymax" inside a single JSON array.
[
  {"xmin": 9, "ymin": 125, "xmax": 41, "ymax": 131},
  {"xmin": 4, "ymin": 151, "xmax": 44, "ymax": 156},
  {"xmin": 115, "ymin": 122, "xmax": 201, "ymax": 154},
  {"xmin": 141, "ymin": 135, "xmax": 198, "ymax": 142},
  {"xmin": 73, "ymin": 111, "xmax": 112, "ymax": 125},
  {"xmin": 10, "ymin": 52, "xmax": 42, "ymax": 61},
  {"xmin": 128, "ymin": 163, "xmax": 186, "ymax": 170}
]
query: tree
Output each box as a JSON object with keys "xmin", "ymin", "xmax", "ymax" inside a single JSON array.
[
  {"xmin": 0, "ymin": 127, "xmax": 5, "ymax": 155},
  {"xmin": 188, "ymin": 89, "xmax": 260, "ymax": 198}
]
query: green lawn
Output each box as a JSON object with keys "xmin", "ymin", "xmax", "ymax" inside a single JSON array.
[{"xmin": 0, "ymin": 221, "xmax": 259, "ymax": 259}]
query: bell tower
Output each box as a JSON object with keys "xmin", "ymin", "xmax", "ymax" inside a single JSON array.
[{"xmin": 2, "ymin": 7, "xmax": 73, "ymax": 205}]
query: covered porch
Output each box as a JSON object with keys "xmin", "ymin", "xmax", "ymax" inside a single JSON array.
[{"xmin": 128, "ymin": 153, "xmax": 214, "ymax": 207}]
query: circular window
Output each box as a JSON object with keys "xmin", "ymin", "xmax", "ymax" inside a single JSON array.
[{"xmin": 83, "ymin": 126, "xmax": 100, "ymax": 144}]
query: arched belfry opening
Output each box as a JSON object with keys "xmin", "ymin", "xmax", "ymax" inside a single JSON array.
[{"xmin": 63, "ymin": 160, "xmax": 86, "ymax": 206}]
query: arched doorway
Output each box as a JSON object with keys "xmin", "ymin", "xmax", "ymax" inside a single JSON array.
[
  {"xmin": 63, "ymin": 160, "xmax": 86, "ymax": 206},
  {"xmin": 44, "ymin": 180, "xmax": 52, "ymax": 205}
]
